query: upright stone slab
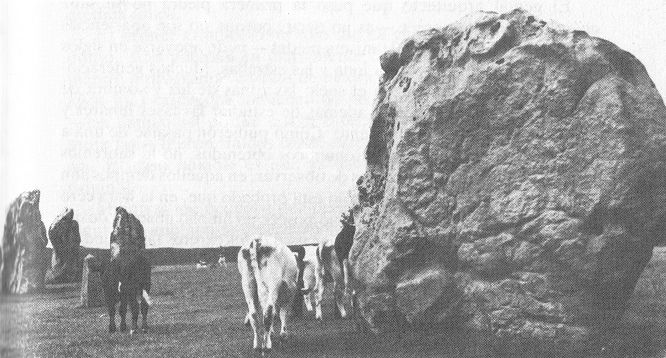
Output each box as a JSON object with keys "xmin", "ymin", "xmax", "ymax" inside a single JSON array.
[
  {"xmin": 1, "ymin": 190, "xmax": 49, "ymax": 294},
  {"xmin": 46, "ymin": 208, "xmax": 81, "ymax": 283},
  {"xmin": 109, "ymin": 207, "xmax": 145, "ymax": 254},
  {"xmin": 80, "ymin": 254, "xmax": 104, "ymax": 308},
  {"xmin": 350, "ymin": 8, "xmax": 666, "ymax": 344}
]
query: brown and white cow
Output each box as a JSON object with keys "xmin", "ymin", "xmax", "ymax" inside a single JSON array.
[
  {"xmin": 315, "ymin": 239, "xmax": 353, "ymax": 321},
  {"xmin": 314, "ymin": 209, "xmax": 356, "ymax": 321},
  {"xmin": 299, "ymin": 245, "xmax": 318, "ymax": 311},
  {"xmin": 237, "ymin": 236, "xmax": 298, "ymax": 352}
]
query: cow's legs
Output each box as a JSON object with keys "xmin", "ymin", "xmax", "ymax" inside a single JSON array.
[
  {"xmin": 342, "ymin": 259, "xmax": 355, "ymax": 315},
  {"xmin": 291, "ymin": 249, "xmax": 305, "ymax": 319},
  {"xmin": 249, "ymin": 311, "xmax": 262, "ymax": 351},
  {"xmin": 333, "ymin": 281, "xmax": 341, "ymax": 319},
  {"xmin": 129, "ymin": 294, "xmax": 140, "ymax": 334},
  {"xmin": 239, "ymin": 263, "xmax": 262, "ymax": 351},
  {"xmin": 107, "ymin": 299, "xmax": 117, "ymax": 333},
  {"xmin": 140, "ymin": 294, "xmax": 149, "ymax": 332},
  {"xmin": 262, "ymin": 305, "xmax": 275, "ymax": 351},
  {"xmin": 342, "ymin": 259, "xmax": 352, "ymax": 297},
  {"xmin": 119, "ymin": 295, "xmax": 128, "ymax": 332},
  {"xmin": 304, "ymin": 291, "xmax": 314, "ymax": 311},
  {"xmin": 243, "ymin": 304, "xmax": 262, "ymax": 350},
  {"xmin": 333, "ymin": 281, "xmax": 348, "ymax": 318},
  {"xmin": 278, "ymin": 304, "xmax": 290, "ymax": 341},
  {"xmin": 315, "ymin": 273, "xmax": 325, "ymax": 321}
]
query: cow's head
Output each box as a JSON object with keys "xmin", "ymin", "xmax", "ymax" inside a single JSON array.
[{"xmin": 340, "ymin": 208, "xmax": 355, "ymax": 228}]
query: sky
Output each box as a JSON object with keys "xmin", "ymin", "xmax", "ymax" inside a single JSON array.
[{"xmin": 2, "ymin": 0, "xmax": 665, "ymax": 248}]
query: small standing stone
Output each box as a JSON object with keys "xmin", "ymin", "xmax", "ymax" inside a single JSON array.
[{"xmin": 80, "ymin": 254, "xmax": 104, "ymax": 308}]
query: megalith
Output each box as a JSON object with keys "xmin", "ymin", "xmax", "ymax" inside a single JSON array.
[
  {"xmin": 350, "ymin": 8, "xmax": 666, "ymax": 343},
  {"xmin": 1, "ymin": 190, "xmax": 49, "ymax": 294},
  {"xmin": 46, "ymin": 208, "xmax": 81, "ymax": 283}
]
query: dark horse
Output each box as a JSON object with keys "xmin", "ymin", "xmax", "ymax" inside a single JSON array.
[{"xmin": 99, "ymin": 245, "xmax": 152, "ymax": 334}]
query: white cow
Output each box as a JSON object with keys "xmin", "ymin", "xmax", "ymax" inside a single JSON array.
[
  {"xmin": 300, "ymin": 246, "xmax": 318, "ymax": 311},
  {"xmin": 237, "ymin": 236, "xmax": 298, "ymax": 352},
  {"xmin": 218, "ymin": 255, "xmax": 227, "ymax": 268},
  {"xmin": 315, "ymin": 239, "xmax": 353, "ymax": 321}
]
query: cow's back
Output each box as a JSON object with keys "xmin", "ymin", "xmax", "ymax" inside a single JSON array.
[
  {"xmin": 239, "ymin": 236, "xmax": 298, "ymax": 298},
  {"xmin": 302, "ymin": 246, "xmax": 318, "ymax": 290},
  {"xmin": 334, "ymin": 224, "xmax": 354, "ymax": 264},
  {"xmin": 318, "ymin": 240, "xmax": 343, "ymax": 284},
  {"xmin": 99, "ymin": 251, "xmax": 150, "ymax": 295},
  {"xmin": 255, "ymin": 237, "xmax": 298, "ymax": 293}
]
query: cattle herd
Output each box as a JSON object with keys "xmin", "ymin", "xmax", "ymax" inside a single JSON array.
[
  {"xmin": 93, "ymin": 208, "xmax": 356, "ymax": 353},
  {"xmin": 237, "ymin": 209, "xmax": 356, "ymax": 352}
]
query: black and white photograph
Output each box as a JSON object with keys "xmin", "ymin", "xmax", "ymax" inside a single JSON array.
[{"xmin": 2, "ymin": 0, "xmax": 666, "ymax": 356}]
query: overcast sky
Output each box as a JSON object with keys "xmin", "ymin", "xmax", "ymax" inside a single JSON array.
[{"xmin": 3, "ymin": 0, "xmax": 665, "ymax": 248}]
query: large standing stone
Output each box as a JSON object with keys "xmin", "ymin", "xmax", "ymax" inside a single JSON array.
[
  {"xmin": 79, "ymin": 254, "xmax": 104, "ymax": 307},
  {"xmin": 350, "ymin": 8, "xmax": 666, "ymax": 344},
  {"xmin": 1, "ymin": 190, "xmax": 49, "ymax": 294},
  {"xmin": 110, "ymin": 207, "xmax": 145, "ymax": 254},
  {"xmin": 46, "ymin": 208, "xmax": 81, "ymax": 283}
]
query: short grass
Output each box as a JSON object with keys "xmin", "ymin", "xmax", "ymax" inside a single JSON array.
[{"xmin": 2, "ymin": 249, "xmax": 666, "ymax": 358}]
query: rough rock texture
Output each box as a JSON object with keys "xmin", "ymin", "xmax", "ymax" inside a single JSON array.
[
  {"xmin": 80, "ymin": 254, "xmax": 104, "ymax": 307},
  {"xmin": 46, "ymin": 208, "xmax": 81, "ymax": 283},
  {"xmin": 351, "ymin": 9, "xmax": 666, "ymax": 343},
  {"xmin": 110, "ymin": 207, "xmax": 145, "ymax": 254},
  {"xmin": 1, "ymin": 190, "xmax": 50, "ymax": 294}
]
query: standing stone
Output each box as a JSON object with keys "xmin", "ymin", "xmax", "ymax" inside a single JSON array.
[
  {"xmin": 46, "ymin": 208, "xmax": 81, "ymax": 283},
  {"xmin": 350, "ymin": 8, "xmax": 666, "ymax": 344},
  {"xmin": 80, "ymin": 254, "xmax": 104, "ymax": 307},
  {"xmin": 1, "ymin": 190, "xmax": 49, "ymax": 294},
  {"xmin": 109, "ymin": 206, "xmax": 145, "ymax": 254}
]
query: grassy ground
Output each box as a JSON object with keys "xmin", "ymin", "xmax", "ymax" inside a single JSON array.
[{"xmin": 2, "ymin": 250, "xmax": 666, "ymax": 358}]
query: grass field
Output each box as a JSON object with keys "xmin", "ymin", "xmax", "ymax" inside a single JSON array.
[{"xmin": 2, "ymin": 249, "xmax": 666, "ymax": 358}]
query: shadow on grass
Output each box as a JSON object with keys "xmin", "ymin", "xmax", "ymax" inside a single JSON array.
[
  {"xmin": 98, "ymin": 322, "xmax": 198, "ymax": 337},
  {"xmin": 146, "ymin": 322, "xmax": 197, "ymax": 335},
  {"xmin": 274, "ymin": 321, "xmax": 664, "ymax": 358},
  {"xmin": 276, "ymin": 325, "xmax": 504, "ymax": 358},
  {"xmin": 41, "ymin": 283, "xmax": 79, "ymax": 295}
]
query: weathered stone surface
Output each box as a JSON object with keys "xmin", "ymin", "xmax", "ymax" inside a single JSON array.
[
  {"xmin": 46, "ymin": 208, "xmax": 81, "ymax": 283},
  {"xmin": 350, "ymin": 8, "xmax": 666, "ymax": 343},
  {"xmin": 380, "ymin": 50, "xmax": 402, "ymax": 77},
  {"xmin": 1, "ymin": 190, "xmax": 49, "ymax": 294},
  {"xmin": 80, "ymin": 254, "xmax": 104, "ymax": 307},
  {"xmin": 110, "ymin": 207, "xmax": 145, "ymax": 254}
]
